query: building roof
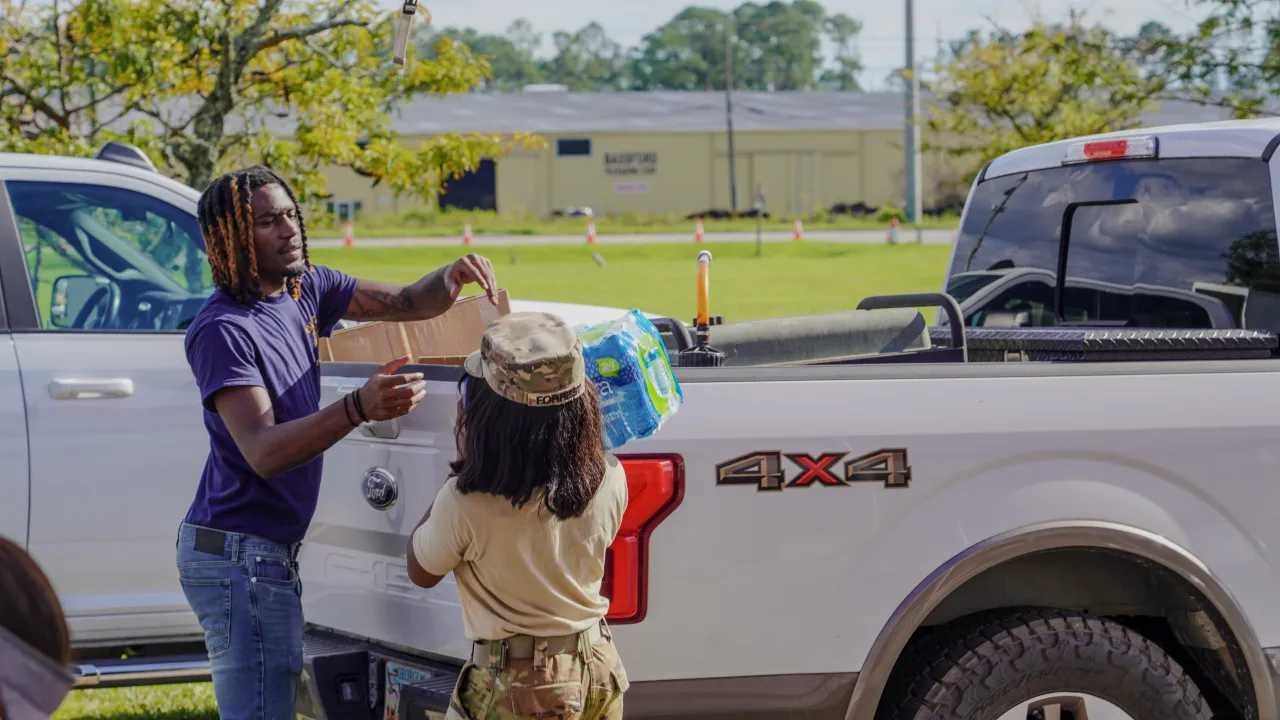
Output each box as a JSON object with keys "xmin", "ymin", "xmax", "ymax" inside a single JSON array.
[{"xmin": 384, "ymin": 89, "xmax": 1245, "ymax": 136}]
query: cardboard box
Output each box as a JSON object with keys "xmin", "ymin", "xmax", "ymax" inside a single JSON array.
[
  {"xmin": 402, "ymin": 290, "xmax": 511, "ymax": 359},
  {"xmin": 322, "ymin": 321, "xmax": 412, "ymax": 363},
  {"xmin": 319, "ymin": 289, "xmax": 510, "ymax": 365},
  {"xmin": 416, "ymin": 355, "xmax": 469, "ymax": 367}
]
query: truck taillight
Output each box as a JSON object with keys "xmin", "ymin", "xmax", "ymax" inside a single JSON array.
[
  {"xmin": 1063, "ymin": 135, "xmax": 1157, "ymax": 164},
  {"xmin": 601, "ymin": 454, "xmax": 683, "ymax": 624}
]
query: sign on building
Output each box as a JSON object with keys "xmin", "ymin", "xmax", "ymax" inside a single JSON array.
[
  {"xmin": 614, "ymin": 182, "xmax": 652, "ymax": 195},
  {"xmin": 604, "ymin": 152, "xmax": 658, "ymax": 177}
]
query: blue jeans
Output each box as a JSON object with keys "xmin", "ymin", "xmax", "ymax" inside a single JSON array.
[{"xmin": 176, "ymin": 522, "xmax": 304, "ymax": 720}]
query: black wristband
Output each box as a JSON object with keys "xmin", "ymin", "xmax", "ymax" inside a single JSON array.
[
  {"xmin": 342, "ymin": 394, "xmax": 359, "ymax": 427},
  {"xmin": 352, "ymin": 388, "xmax": 369, "ymax": 423}
]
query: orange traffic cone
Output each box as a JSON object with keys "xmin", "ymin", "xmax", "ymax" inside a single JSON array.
[
  {"xmin": 695, "ymin": 217, "xmax": 705, "ymax": 243},
  {"xmin": 793, "ymin": 218, "xmax": 804, "ymax": 241},
  {"xmin": 343, "ymin": 221, "xmax": 354, "ymax": 248},
  {"xmin": 463, "ymin": 223, "xmax": 473, "ymax": 246},
  {"xmin": 586, "ymin": 220, "xmax": 597, "ymax": 245}
]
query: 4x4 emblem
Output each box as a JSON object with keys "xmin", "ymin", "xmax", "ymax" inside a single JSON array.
[{"xmin": 715, "ymin": 449, "xmax": 912, "ymax": 491}]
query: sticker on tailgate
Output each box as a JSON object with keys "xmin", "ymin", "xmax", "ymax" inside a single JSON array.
[{"xmin": 383, "ymin": 661, "xmax": 436, "ymax": 720}]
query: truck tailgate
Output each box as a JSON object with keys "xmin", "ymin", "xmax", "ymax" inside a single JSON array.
[{"xmin": 302, "ymin": 365, "xmax": 470, "ymax": 662}]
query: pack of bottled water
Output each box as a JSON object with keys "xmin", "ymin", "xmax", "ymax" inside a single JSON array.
[{"xmin": 576, "ymin": 310, "xmax": 683, "ymax": 450}]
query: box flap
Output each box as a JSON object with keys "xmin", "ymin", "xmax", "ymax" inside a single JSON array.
[
  {"xmin": 323, "ymin": 322, "xmax": 412, "ymax": 363},
  {"xmin": 402, "ymin": 289, "xmax": 510, "ymax": 359},
  {"xmin": 318, "ymin": 289, "xmax": 510, "ymax": 365}
]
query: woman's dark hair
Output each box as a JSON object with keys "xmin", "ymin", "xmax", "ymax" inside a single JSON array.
[
  {"xmin": 450, "ymin": 375, "xmax": 607, "ymax": 520},
  {"xmin": 0, "ymin": 536, "xmax": 70, "ymax": 665}
]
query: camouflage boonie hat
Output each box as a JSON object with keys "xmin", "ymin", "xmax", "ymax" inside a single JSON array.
[{"xmin": 464, "ymin": 312, "xmax": 586, "ymax": 407}]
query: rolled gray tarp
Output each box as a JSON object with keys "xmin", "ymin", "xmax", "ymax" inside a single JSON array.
[{"xmin": 706, "ymin": 308, "xmax": 930, "ymax": 367}]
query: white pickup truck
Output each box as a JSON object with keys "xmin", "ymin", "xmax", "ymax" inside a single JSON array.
[
  {"xmin": 295, "ymin": 121, "xmax": 1280, "ymax": 720},
  {"xmin": 5, "ymin": 118, "xmax": 1280, "ymax": 720}
]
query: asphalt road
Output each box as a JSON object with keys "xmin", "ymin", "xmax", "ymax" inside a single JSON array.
[{"xmin": 310, "ymin": 227, "xmax": 959, "ymax": 249}]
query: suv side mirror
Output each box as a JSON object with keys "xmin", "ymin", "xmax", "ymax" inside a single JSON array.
[{"xmin": 51, "ymin": 275, "xmax": 111, "ymax": 328}]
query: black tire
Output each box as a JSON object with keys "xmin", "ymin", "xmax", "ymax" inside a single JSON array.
[{"xmin": 880, "ymin": 608, "xmax": 1214, "ymax": 720}]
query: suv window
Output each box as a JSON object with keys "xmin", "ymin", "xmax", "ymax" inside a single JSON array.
[
  {"xmin": 7, "ymin": 181, "xmax": 210, "ymax": 331},
  {"xmin": 946, "ymin": 157, "xmax": 1280, "ymax": 330}
]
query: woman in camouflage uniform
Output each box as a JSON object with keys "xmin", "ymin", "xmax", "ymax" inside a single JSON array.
[{"xmin": 407, "ymin": 311, "xmax": 630, "ymax": 720}]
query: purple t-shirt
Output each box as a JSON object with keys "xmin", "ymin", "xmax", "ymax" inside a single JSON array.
[{"xmin": 183, "ymin": 265, "xmax": 358, "ymax": 545}]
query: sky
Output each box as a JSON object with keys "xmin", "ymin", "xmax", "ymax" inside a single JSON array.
[{"xmin": 418, "ymin": 0, "xmax": 1211, "ymax": 89}]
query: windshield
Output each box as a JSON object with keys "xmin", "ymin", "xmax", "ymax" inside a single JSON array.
[{"xmin": 946, "ymin": 157, "xmax": 1280, "ymax": 330}]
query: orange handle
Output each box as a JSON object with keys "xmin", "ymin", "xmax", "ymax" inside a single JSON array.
[{"xmin": 696, "ymin": 250, "xmax": 712, "ymax": 327}]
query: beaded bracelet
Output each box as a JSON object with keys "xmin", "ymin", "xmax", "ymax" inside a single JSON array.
[
  {"xmin": 350, "ymin": 389, "xmax": 369, "ymax": 424},
  {"xmin": 342, "ymin": 394, "xmax": 359, "ymax": 427}
]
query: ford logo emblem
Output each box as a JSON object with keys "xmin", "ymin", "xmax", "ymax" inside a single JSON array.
[{"xmin": 362, "ymin": 467, "xmax": 399, "ymax": 511}]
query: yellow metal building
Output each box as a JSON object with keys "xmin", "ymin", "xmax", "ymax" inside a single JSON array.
[{"xmin": 318, "ymin": 89, "xmax": 1229, "ymax": 221}]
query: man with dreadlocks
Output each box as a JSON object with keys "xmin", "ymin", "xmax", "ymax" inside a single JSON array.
[{"xmin": 174, "ymin": 165, "xmax": 498, "ymax": 720}]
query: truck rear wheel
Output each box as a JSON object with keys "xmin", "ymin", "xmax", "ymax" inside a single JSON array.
[{"xmin": 881, "ymin": 608, "xmax": 1213, "ymax": 720}]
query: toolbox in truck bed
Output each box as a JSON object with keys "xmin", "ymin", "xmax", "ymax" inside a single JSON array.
[{"xmin": 928, "ymin": 326, "xmax": 1279, "ymax": 362}]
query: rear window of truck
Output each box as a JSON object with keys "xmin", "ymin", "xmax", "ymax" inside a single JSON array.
[{"xmin": 946, "ymin": 158, "xmax": 1280, "ymax": 331}]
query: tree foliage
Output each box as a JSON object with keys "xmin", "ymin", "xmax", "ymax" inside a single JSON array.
[
  {"xmin": 1153, "ymin": 0, "xmax": 1280, "ymax": 116},
  {"xmin": 412, "ymin": 22, "xmax": 545, "ymax": 92},
  {"xmin": 0, "ymin": 0, "xmax": 540, "ymax": 205},
  {"xmin": 417, "ymin": 1, "xmax": 863, "ymax": 93},
  {"xmin": 925, "ymin": 19, "xmax": 1166, "ymax": 173}
]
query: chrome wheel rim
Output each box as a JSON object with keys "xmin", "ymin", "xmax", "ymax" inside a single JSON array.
[{"xmin": 996, "ymin": 693, "xmax": 1137, "ymax": 720}]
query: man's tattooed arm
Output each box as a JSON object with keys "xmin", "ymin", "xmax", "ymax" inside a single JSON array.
[{"xmin": 344, "ymin": 266, "xmax": 453, "ymax": 322}]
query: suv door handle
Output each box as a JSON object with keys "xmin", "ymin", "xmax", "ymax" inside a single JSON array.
[{"xmin": 49, "ymin": 378, "xmax": 135, "ymax": 400}]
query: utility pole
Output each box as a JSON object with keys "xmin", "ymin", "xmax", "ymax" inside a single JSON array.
[
  {"xmin": 904, "ymin": 0, "xmax": 923, "ymax": 242},
  {"xmin": 725, "ymin": 10, "xmax": 739, "ymax": 216}
]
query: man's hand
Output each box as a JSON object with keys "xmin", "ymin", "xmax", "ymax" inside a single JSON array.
[
  {"xmin": 214, "ymin": 357, "xmax": 427, "ymax": 480},
  {"xmin": 344, "ymin": 254, "xmax": 499, "ymax": 322},
  {"xmin": 354, "ymin": 356, "xmax": 426, "ymax": 421},
  {"xmin": 444, "ymin": 253, "xmax": 498, "ymax": 306}
]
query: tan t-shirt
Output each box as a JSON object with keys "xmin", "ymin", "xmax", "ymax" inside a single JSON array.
[{"xmin": 411, "ymin": 454, "xmax": 629, "ymax": 641}]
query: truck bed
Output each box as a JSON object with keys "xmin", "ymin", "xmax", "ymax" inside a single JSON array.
[{"xmin": 300, "ymin": 350, "xmax": 1280, "ymax": 718}]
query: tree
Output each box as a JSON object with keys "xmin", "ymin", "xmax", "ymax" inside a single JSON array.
[
  {"xmin": 926, "ymin": 19, "xmax": 1165, "ymax": 174},
  {"xmin": 629, "ymin": 7, "xmax": 729, "ymax": 91},
  {"xmin": 415, "ymin": 22, "xmax": 544, "ymax": 92},
  {"xmin": 0, "ymin": 0, "xmax": 539, "ymax": 206},
  {"xmin": 628, "ymin": 1, "xmax": 835, "ymax": 92},
  {"xmin": 819, "ymin": 13, "xmax": 864, "ymax": 91},
  {"xmin": 505, "ymin": 19, "xmax": 542, "ymax": 60},
  {"xmin": 538, "ymin": 22, "xmax": 629, "ymax": 91},
  {"xmin": 734, "ymin": 1, "xmax": 826, "ymax": 90},
  {"xmin": 1156, "ymin": 0, "xmax": 1280, "ymax": 115},
  {"xmin": 1114, "ymin": 20, "xmax": 1176, "ymax": 80},
  {"xmin": 1224, "ymin": 230, "xmax": 1280, "ymax": 293}
]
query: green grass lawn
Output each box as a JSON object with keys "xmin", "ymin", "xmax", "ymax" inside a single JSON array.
[
  {"xmin": 54, "ymin": 241, "xmax": 951, "ymax": 718},
  {"xmin": 311, "ymin": 240, "xmax": 954, "ymax": 322},
  {"xmin": 55, "ymin": 683, "xmax": 219, "ymax": 720},
  {"xmin": 307, "ymin": 208, "xmax": 960, "ymax": 239}
]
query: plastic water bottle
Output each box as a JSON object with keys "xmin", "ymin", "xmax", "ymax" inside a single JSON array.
[{"xmin": 577, "ymin": 310, "xmax": 684, "ymax": 450}]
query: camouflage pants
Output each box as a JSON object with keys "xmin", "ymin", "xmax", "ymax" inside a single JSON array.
[{"xmin": 444, "ymin": 627, "xmax": 629, "ymax": 720}]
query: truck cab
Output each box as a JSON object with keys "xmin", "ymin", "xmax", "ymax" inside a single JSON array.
[{"xmin": 941, "ymin": 124, "xmax": 1280, "ymax": 334}]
